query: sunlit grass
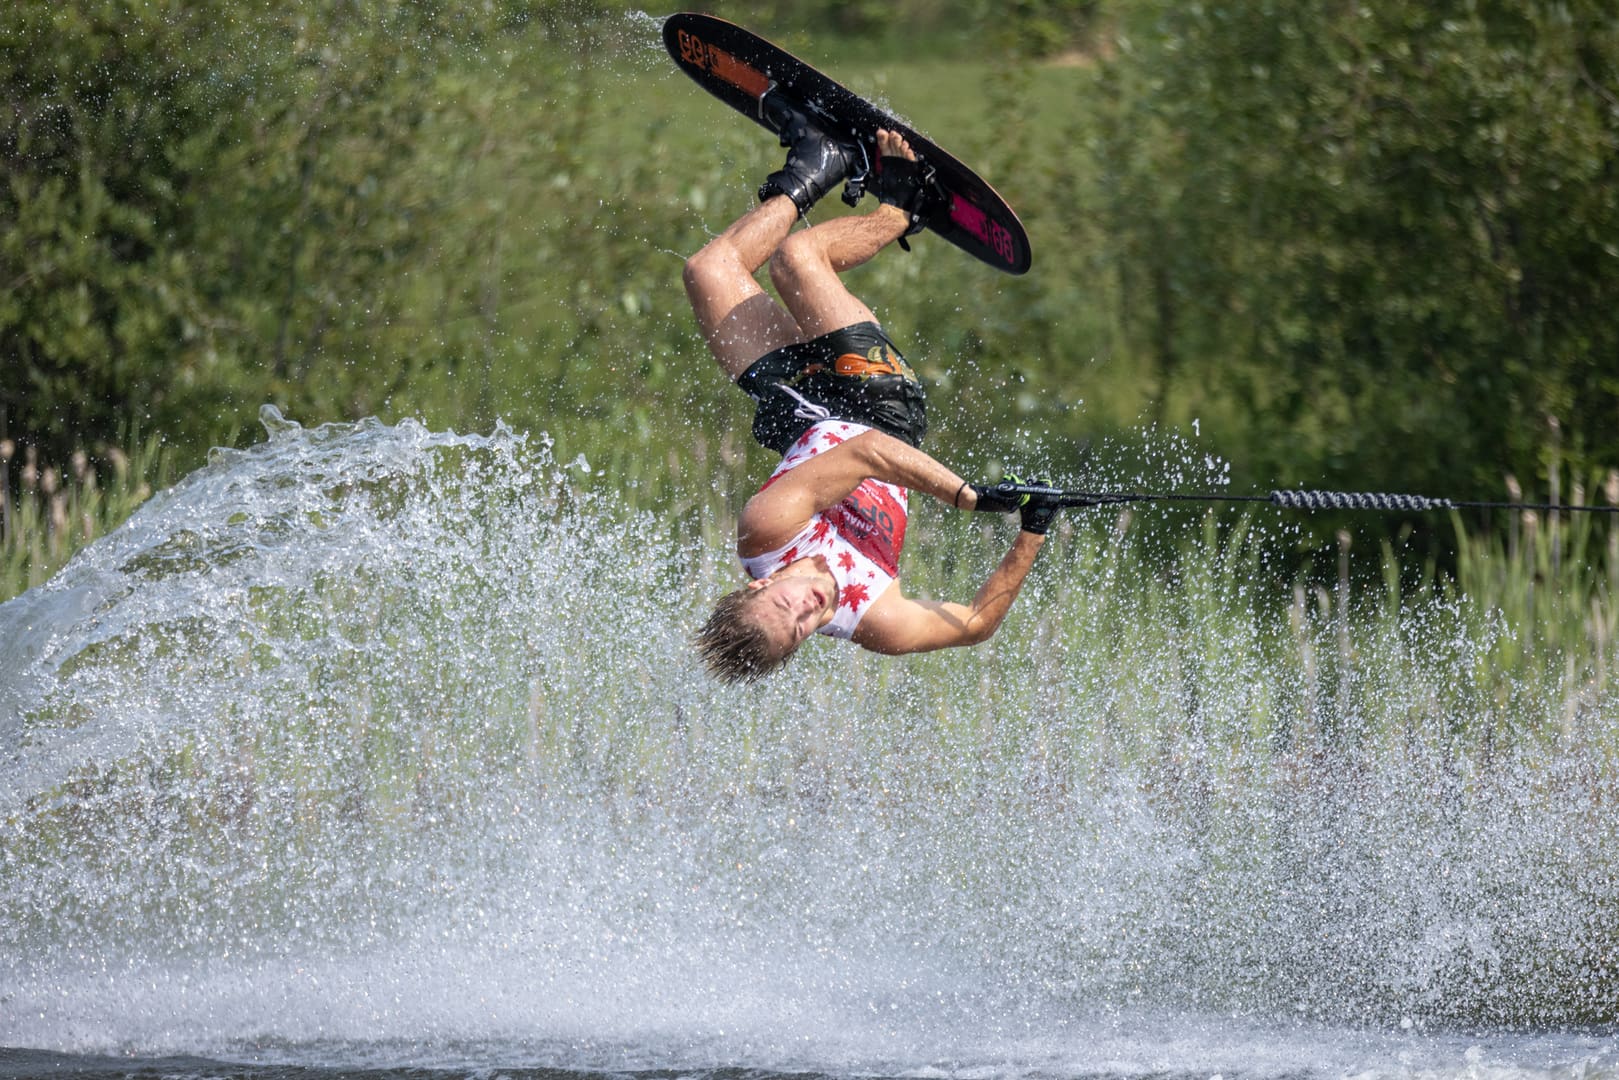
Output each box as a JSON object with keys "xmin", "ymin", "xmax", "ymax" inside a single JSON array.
[{"xmin": 1, "ymin": 435, "xmax": 177, "ymax": 605}]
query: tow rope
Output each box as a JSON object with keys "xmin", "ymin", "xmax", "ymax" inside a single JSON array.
[{"xmin": 984, "ymin": 482, "xmax": 1619, "ymax": 515}]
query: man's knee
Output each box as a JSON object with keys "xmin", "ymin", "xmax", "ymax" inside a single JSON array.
[
  {"xmin": 768, "ymin": 229, "xmax": 822, "ymax": 297},
  {"xmin": 683, "ymin": 243, "xmax": 724, "ymax": 299}
]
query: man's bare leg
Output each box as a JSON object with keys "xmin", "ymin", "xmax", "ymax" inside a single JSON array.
[
  {"xmin": 770, "ymin": 204, "xmax": 910, "ymax": 338},
  {"xmin": 683, "ymin": 194, "xmax": 803, "ymax": 380},
  {"xmin": 768, "ymin": 130, "xmax": 918, "ymax": 339}
]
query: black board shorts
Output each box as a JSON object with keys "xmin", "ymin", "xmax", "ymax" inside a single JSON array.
[{"xmin": 736, "ymin": 322, "xmax": 928, "ymax": 455}]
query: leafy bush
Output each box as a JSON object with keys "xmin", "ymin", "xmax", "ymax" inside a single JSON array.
[{"xmin": 1089, "ymin": 0, "xmax": 1619, "ymax": 494}]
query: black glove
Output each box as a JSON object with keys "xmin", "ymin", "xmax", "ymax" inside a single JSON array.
[
  {"xmin": 967, "ymin": 478, "xmax": 1027, "ymax": 514},
  {"xmin": 968, "ymin": 473, "xmax": 1060, "ymax": 533},
  {"xmin": 1019, "ymin": 485, "xmax": 1062, "ymax": 535}
]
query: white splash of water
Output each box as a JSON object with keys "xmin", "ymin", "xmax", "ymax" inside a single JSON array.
[{"xmin": 1, "ymin": 411, "xmax": 1614, "ymax": 1078}]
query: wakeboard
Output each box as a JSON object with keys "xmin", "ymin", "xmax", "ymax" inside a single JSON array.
[{"xmin": 663, "ymin": 12, "xmax": 1032, "ymax": 276}]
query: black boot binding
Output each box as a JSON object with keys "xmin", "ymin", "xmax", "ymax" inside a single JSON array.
[
  {"xmin": 874, "ymin": 151, "xmax": 945, "ymax": 251},
  {"xmin": 757, "ymin": 90, "xmax": 857, "ymax": 217}
]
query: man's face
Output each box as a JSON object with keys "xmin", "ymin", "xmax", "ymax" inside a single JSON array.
[{"xmin": 745, "ymin": 574, "xmax": 831, "ymax": 655}]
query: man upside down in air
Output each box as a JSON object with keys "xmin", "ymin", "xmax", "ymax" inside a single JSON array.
[{"xmin": 685, "ymin": 99, "xmax": 1061, "ymax": 682}]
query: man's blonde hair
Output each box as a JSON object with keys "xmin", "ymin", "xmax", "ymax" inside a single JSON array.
[{"xmin": 695, "ymin": 586, "xmax": 803, "ymax": 683}]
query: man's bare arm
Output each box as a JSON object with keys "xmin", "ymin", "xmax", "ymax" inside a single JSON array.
[
  {"xmin": 738, "ymin": 429, "xmax": 982, "ymax": 555},
  {"xmin": 851, "ymin": 531, "xmax": 1046, "ymax": 654}
]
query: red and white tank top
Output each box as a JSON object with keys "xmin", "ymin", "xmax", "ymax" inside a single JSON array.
[{"xmin": 739, "ymin": 421, "xmax": 909, "ymax": 639}]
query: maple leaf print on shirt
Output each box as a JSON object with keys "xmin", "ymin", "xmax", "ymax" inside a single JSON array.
[{"xmin": 839, "ymin": 582, "xmax": 870, "ymax": 611}]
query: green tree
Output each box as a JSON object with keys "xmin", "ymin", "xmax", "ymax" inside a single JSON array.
[
  {"xmin": 1091, "ymin": 0, "xmax": 1619, "ymax": 496},
  {"xmin": 2, "ymin": 0, "xmax": 698, "ymax": 472},
  {"xmin": 1, "ymin": 0, "xmax": 245, "ymax": 463}
]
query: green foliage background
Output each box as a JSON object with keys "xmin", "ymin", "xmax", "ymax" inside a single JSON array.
[{"xmin": 4, "ymin": 0, "xmax": 1617, "ymax": 546}]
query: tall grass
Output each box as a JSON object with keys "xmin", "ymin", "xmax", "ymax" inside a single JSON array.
[
  {"xmin": 0, "ymin": 435, "xmax": 177, "ymax": 604},
  {"xmin": 1444, "ymin": 471, "xmax": 1619, "ymax": 759}
]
